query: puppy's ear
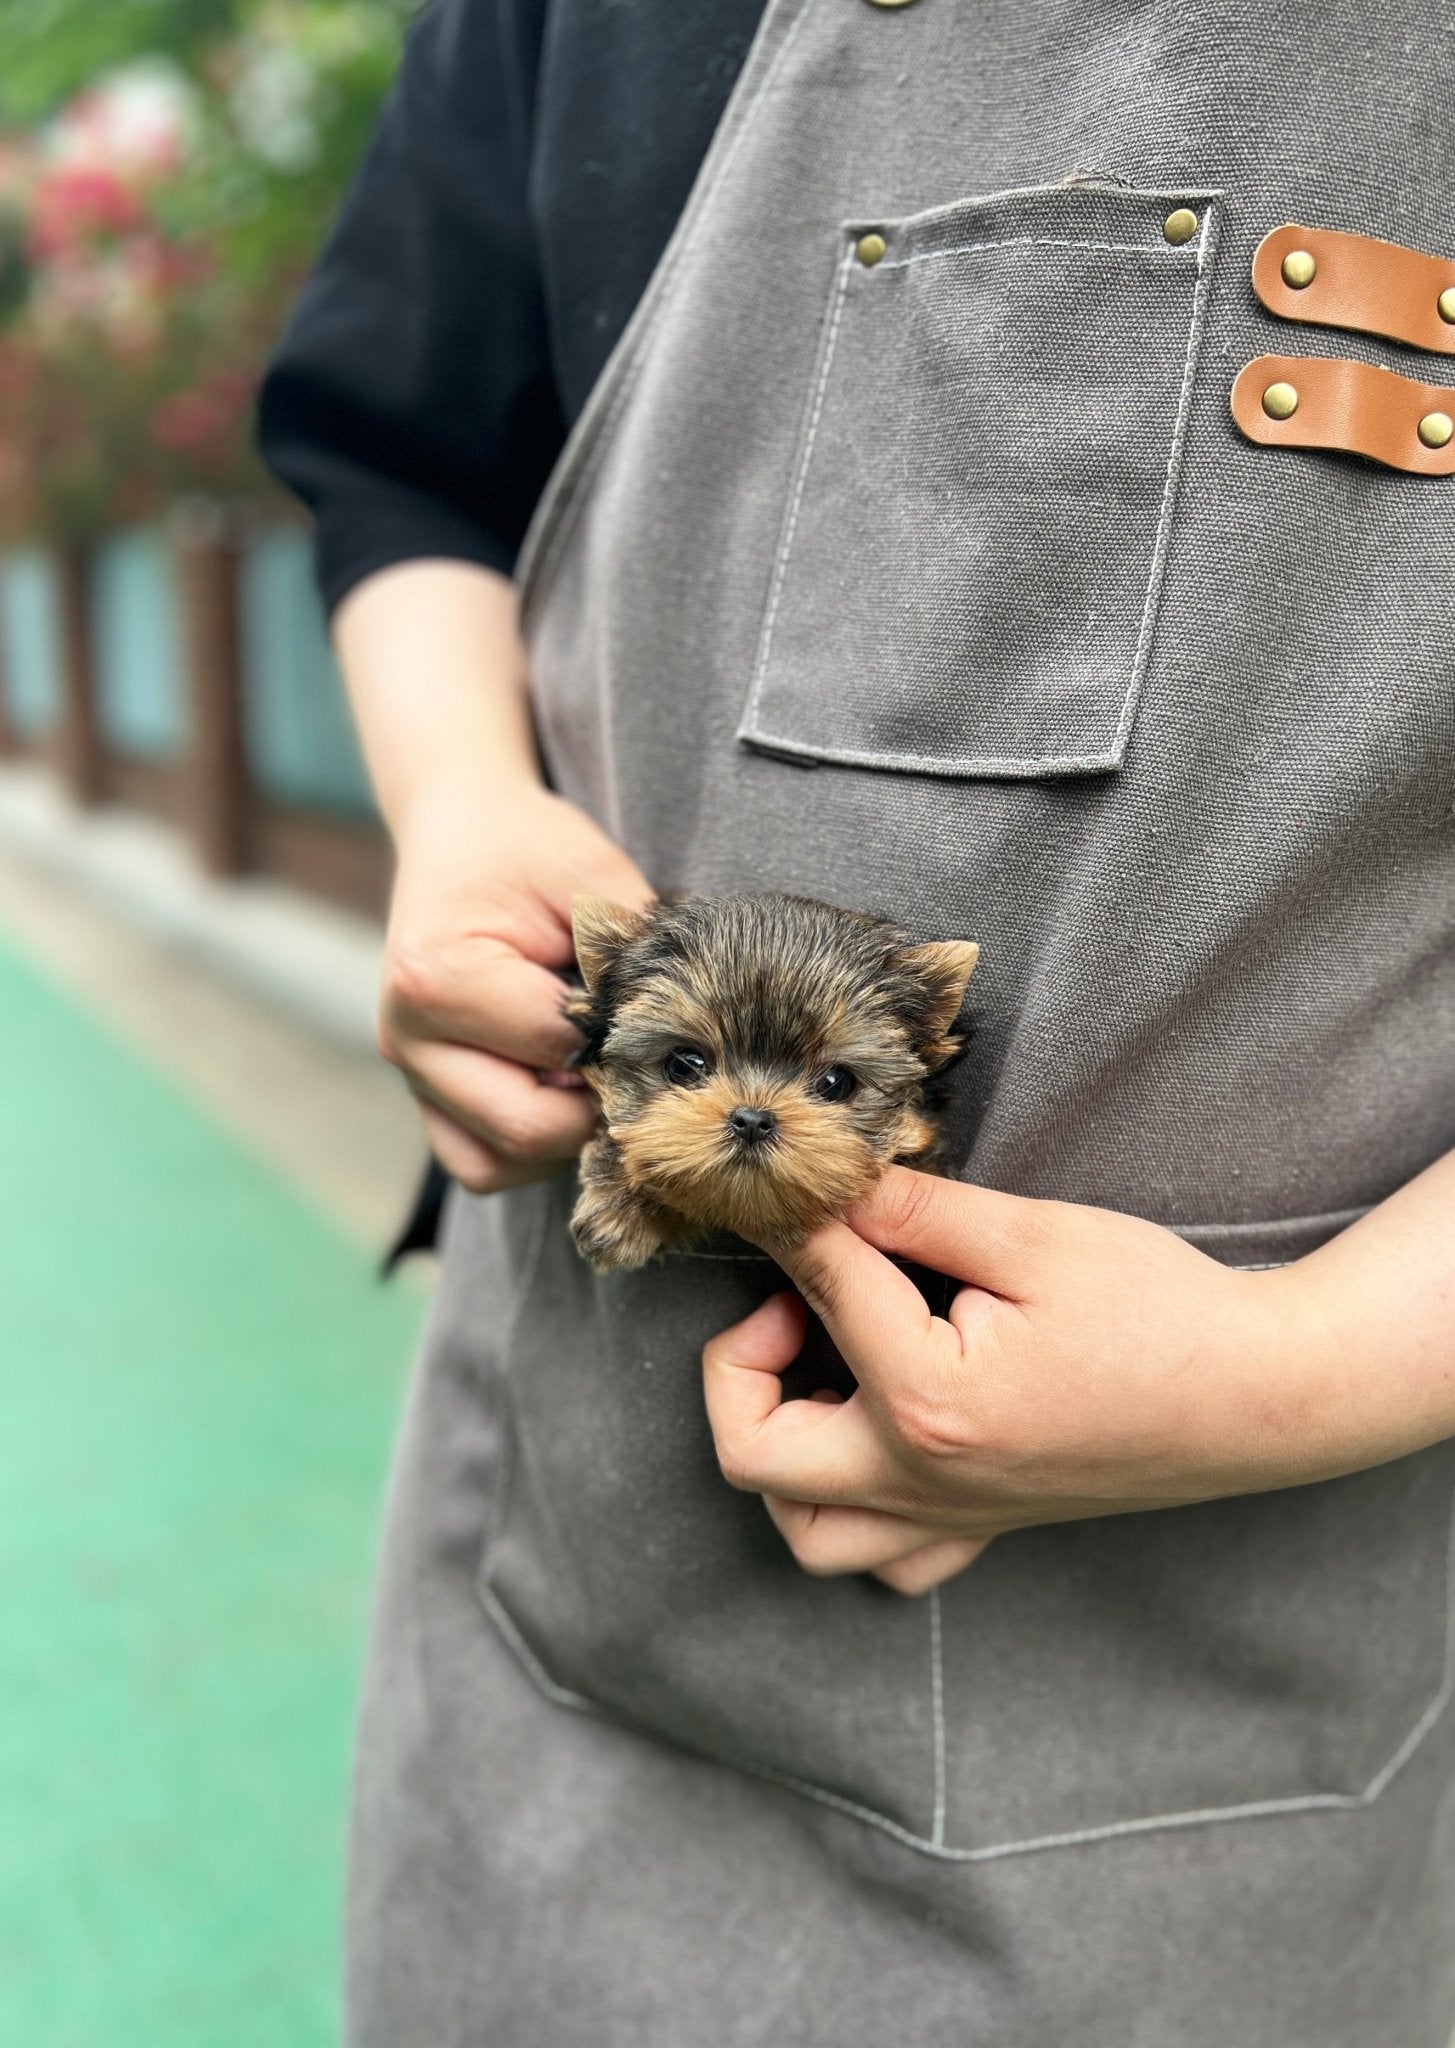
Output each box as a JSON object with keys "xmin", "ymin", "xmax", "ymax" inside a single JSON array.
[
  {"xmin": 572, "ymin": 896, "xmax": 652, "ymax": 990},
  {"xmin": 899, "ymin": 939, "xmax": 979, "ymax": 1043}
]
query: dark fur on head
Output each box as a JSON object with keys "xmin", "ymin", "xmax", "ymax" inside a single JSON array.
[{"xmin": 564, "ymin": 892, "xmax": 978, "ymax": 1271}]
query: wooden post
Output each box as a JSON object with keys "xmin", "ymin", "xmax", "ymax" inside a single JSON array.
[
  {"xmin": 171, "ymin": 497, "xmax": 248, "ymax": 878},
  {"xmin": 54, "ymin": 541, "xmax": 103, "ymax": 804}
]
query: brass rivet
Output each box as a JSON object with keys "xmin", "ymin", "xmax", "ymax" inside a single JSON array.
[
  {"xmin": 1438, "ymin": 287, "xmax": 1455, "ymax": 324},
  {"xmin": 1281, "ymin": 248, "xmax": 1317, "ymax": 289},
  {"xmin": 1418, "ymin": 410, "xmax": 1453, "ymax": 448},
  {"xmin": 855, "ymin": 232, "xmax": 887, "ymax": 267},
  {"xmin": 863, "ymin": 0, "xmax": 921, "ymax": 8},
  {"xmin": 1262, "ymin": 381, "xmax": 1299, "ymax": 421},
  {"xmin": 1162, "ymin": 207, "xmax": 1199, "ymax": 246}
]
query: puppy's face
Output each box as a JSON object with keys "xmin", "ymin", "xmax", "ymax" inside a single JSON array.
[{"xmin": 570, "ymin": 895, "xmax": 977, "ymax": 1242}]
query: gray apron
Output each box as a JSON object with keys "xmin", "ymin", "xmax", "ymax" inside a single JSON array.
[{"xmin": 346, "ymin": 3, "xmax": 1455, "ymax": 2041}]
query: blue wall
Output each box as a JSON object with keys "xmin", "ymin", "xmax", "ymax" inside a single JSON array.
[
  {"xmin": 91, "ymin": 529, "xmax": 186, "ymax": 760},
  {"xmin": 0, "ymin": 526, "xmax": 375, "ymax": 822},
  {"xmin": 0, "ymin": 550, "xmax": 62, "ymax": 740},
  {"xmin": 240, "ymin": 530, "xmax": 373, "ymax": 818}
]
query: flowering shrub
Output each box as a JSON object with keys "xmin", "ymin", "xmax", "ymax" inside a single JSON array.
[{"xmin": 0, "ymin": 5, "xmax": 411, "ymax": 544}]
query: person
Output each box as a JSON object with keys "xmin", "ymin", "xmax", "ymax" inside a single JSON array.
[{"xmin": 258, "ymin": 2, "xmax": 1455, "ymax": 2041}]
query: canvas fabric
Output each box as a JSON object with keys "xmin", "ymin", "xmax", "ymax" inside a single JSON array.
[{"xmin": 346, "ymin": 3, "xmax": 1455, "ymax": 2041}]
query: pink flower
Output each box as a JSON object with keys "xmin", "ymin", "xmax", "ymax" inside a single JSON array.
[
  {"xmin": 150, "ymin": 365, "xmax": 258, "ymax": 459},
  {"xmin": 27, "ymin": 165, "xmax": 144, "ymax": 261},
  {"xmin": 151, "ymin": 387, "xmax": 224, "ymax": 452}
]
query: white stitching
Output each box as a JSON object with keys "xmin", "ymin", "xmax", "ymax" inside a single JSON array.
[
  {"xmin": 1175, "ymin": 1203, "xmax": 1371, "ymax": 1243},
  {"xmin": 477, "ymin": 1474, "xmax": 1455, "ymax": 1865},
  {"xmin": 849, "ymin": 181, "xmax": 1225, "ymax": 239},
  {"xmin": 930, "ymin": 1587, "xmax": 947, "ymax": 1848},
  {"xmin": 877, "ymin": 232, "xmax": 1206, "ymax": 270},
  {"xmin": 1110, "ymin": 198, "xmax": 1222, "ymax": 762},
  {"xmin": 479, "ymin": 1584, "xmax": 596, "ymax": 1711},
  {"xmin": 740, "ymin": 240, "xmax": 857, "ymax": 735},
  {"xmin": 741, "ymin": 730, "xmax": 1125, "ymax": 777},
  {"xmin": 650, "ymin": 1200, "xmax": 1367, "ymax": 1269},
  {"xmin": 476, "ymin": 1192, "xmax": 553, "ymax": 1563},
  {"xmin": 739, "ymin": 201, "xmax": 1223, "ymax": 779}
]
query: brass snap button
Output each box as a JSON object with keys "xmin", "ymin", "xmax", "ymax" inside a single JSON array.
[
  {"xmin": 1262, "ymin": 381, "xmax": 1299, "ymax": 420},
  {"xmin": 855, "ymin": 232, "xmax": 887, "ymax": 267},
  {"xmin": 1418, "ymin": 410, "xmax": 1453, "ymax": 448},
  {"xmin": 1280, "ymin": 249, "xmax": 1317, "ymax": 289},
  {"xmin": 1438, "ymin": 287, "xmax": 1455, "ymax": 325},
  {"xmin": 1162, "ymin": 207, "xmax": 1199, "ymax": 246}
]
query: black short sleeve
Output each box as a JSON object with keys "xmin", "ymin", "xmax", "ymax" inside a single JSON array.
[{"xmin": 256, "ymin": 0, "xmax": 565, "ymax": 615}]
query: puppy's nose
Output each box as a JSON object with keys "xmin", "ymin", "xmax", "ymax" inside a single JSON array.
[{"xmin": 727, "ymin": 1105, "xmax": 777, "ymax": 1146}]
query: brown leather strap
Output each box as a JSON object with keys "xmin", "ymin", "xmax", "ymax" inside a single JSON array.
[
  {"xmin": 1230, "ymin": 353, "xmax": 1455, "ymax": 474},
  {"xmin": 1252, "ymin": 223, "xmax": 1455, "ymax": 354}
]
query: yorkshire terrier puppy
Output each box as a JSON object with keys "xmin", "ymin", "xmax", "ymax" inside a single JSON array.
[{"xmin": 564, "ymin": 892, "xmax": 979, "ymax": 1271}]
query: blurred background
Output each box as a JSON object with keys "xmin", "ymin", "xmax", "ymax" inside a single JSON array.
[{"xmin": 0, "ymin": 5, "xmax": 429, "ymax": 2041}]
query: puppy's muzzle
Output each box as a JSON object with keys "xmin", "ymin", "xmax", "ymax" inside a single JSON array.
[{"xmin": 727, "ymin": 1105, "xmax": 777, "ymax": 1149}]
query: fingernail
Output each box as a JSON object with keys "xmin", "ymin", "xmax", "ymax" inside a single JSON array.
[{"xmin": 539, "ymin": 1068, "xmax": 588, "ymax": 1090}]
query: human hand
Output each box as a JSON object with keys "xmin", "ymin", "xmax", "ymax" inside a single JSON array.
[
  {"xmin": 703, "ymin": 1166, "xmax": 1386, "ymax": 1596},
  {"xmin": 380, "ymin": 775, "xmax": 652, "ymax": 1192}
]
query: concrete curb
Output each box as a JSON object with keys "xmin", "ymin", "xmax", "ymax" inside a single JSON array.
[{"xmin": 0, "ymin": 765, "xmax": 383, "ymax": 1051}]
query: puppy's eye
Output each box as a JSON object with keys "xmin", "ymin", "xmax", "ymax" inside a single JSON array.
[
  {"xmin": 814, "ymin": 1067, "xmax": 857, "ymax": 1103},
  {"xmin": 664, "ymin": 1046, "xmax": 712, "ymax": 1087}
]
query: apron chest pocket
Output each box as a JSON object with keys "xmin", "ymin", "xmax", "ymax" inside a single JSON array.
[{"xmin": 739, "ymin": 184, "xmax": 1221, "ymax": 779}]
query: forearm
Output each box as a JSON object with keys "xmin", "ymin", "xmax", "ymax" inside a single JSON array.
[
  {"xmin": 1280, "ymin": 1145, "xmax": 1455, "ymax": 1468},
  {"xmin": 328, "ymin": 554, "xmax": 647, "ymax": 1190},
  {"xmin": 332, "ymin": 558, "xmax": 543, "ymax": 839}
]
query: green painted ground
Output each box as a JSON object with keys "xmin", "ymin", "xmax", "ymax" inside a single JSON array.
[{"xmin": 0, "ymin": 936, "xmax": 423, "ymax": 2048}]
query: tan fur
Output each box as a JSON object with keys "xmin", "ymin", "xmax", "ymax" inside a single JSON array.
[
  {"xmin": 892, "ymin": 1110, "xmax": 937, "ymax": 1161},
  {"xmin": 571, "ymin": 1134, "xmax": 688, "ymax": 1266},
  {"xmin": 612, "ymin": 981, "xmax": 721, "ymax": 1048},
  {"xmin": 565, "ymin": 892, "xmax": 981, "ymax": 1270},
  {"xmin": 613, "ymin": 1078, "xmax": 882, "ymax": 1242},
  {"xmin": 900, "ymin": 941, "xmax": 980, "ymax": 1051},
  {"xmin": 571, "ymin": 896, "xmax": 652, "ymax": 991}
]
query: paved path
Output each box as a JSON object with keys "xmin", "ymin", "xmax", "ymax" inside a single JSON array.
[
  {"xmin": 0, "ymin": 842, "xmax": 422, "ymax": 1246},
  {"xmin": 0, "ymin": 923, "xmax": 426, "ymax": 2046}
]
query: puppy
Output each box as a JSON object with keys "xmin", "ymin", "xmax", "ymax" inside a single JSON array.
[{"xmin": 565, "ymin": 892, "xmax": 978, "ymax": 1271}]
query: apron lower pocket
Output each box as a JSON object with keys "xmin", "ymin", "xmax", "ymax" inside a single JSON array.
[
  {"xmin": 738, "ymin": 181, "xmax": 1220, "ymax": 779},
  {"xmin": 475, "ymin": 1178, "xmax": 1455, "ymax": 1857}
]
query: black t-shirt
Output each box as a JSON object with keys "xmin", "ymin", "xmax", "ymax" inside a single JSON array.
[{"xmin": 257, "ymin": 0, "xmax": 765, "ymax": 614}]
